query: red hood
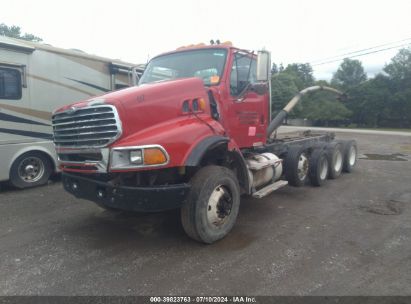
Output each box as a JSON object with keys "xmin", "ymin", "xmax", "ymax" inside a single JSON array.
[{"xmin": 54, "ymin": 77, "xmax": 211, "ymax": 140}]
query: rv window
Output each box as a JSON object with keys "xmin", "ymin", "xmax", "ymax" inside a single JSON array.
[
  {"xmin": 0, "ymin": 67, "xmax": 22, "ymax": 100},
  {"xmin": 115, "ymin": 84, "xmax": 129, "ymax": 90}
]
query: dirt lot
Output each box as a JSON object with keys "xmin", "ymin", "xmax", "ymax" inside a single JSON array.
[{"xmin": 1, "ymin": 131, "xmax": 411, "ymax": 296}]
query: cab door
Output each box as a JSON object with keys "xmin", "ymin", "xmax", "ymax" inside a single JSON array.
[{"xmin": 225, "ymin": 51, "xmax": 269, "ymax": 148}]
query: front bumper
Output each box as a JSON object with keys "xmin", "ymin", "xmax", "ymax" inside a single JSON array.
[{"xmin": 62, "ymin": 173, "xmax": 190, "ymax": 212}]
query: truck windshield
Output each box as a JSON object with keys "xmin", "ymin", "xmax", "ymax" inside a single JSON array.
[{"xmin": 139, "ymin": 49, "xmax": 227, "ymax": 86}]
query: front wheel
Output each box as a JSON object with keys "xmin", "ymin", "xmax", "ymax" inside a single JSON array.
[{"xmin": 181, "ymin": 166, "xmax": 241, "ymax": 244}]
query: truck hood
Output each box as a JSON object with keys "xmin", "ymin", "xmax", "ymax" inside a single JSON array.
[{"xmin": 55, "ymin": 77, "xmax": 211, "ymax": 141}]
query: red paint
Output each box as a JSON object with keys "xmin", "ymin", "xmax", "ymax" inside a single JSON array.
[{"xmin": 54, "ymin": 45, "xmax": 270, "ymax": 173}]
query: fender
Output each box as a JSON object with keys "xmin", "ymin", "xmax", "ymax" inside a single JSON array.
[
  {"xmin": 185, "ymin": 136, "xmax": 251, "ymax": 194},
  {"xmin": 184, "ymin": 135, "xmax": 229, "ymax": 166},
  {"xmin": 110, "ymin": 115, "xmax": 226, "ymax": 171},
  {"xmin": 227, "ymin": 148, "xmax": 251, "ymax": 195}
]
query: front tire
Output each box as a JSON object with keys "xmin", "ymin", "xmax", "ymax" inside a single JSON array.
[
  {"xmin": 9, "ymin": 151, "xmax": 53, "ymax": 189},
  {"xmin": 181, "ymin": 166, "xmax": 241, "ymax": 244}
]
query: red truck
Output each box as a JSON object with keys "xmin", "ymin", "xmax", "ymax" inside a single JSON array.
[{"xmin": 52, "ymin": 42, "xmax": 357, "ymax": 243}]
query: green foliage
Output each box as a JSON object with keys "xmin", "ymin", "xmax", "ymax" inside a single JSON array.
[
  {"xmin": 270, "ymin": 63, "xmax": 350, "ymax": 123},
  {"xmin": 271, "ymin": 72, "xmax": 299, "ymax": 112},
  {"xmin": 271, "ymin": 63, "xmax": 279, "ymax": 74},
  {"xmin": 271, "ymin": 48, "xmax": 411, "ymax": 128},
  {"xmin": 384, "ymin": 48, "xmax": 411, "ymax": 89},
  {"xmin": 331, "ymin": 58, "xmax": 367, "ymax": 90},
  {"xmin": 283, "ymin": 63, "xmax": 315, "ymax": 89},
  {"xmin": 0, "ymin": 23, "xmax": 42, "ymax": 42},
  {"xmin": 343, "ymin": 75, "xmax": 389, "ymax": 127},
  {"xmin": 380, "ymin": 61, "xmax": 411, "ymax": 127},
  {"xmin": 301, "ymin": 84, "xmax": 351, "ymax": 124},
  {"xmin": 344, "ymin": 48, "xmax": 411, "ymax": 128}
]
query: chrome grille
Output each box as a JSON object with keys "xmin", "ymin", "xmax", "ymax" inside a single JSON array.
[{"xmin": 52, "ymin": 105, "xmax": 122, "ymax": 148}]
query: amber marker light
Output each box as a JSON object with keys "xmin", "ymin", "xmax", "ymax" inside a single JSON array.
[
  {"xmin": 143, "ymin": 148, "xmax": 167, "ymax": 165},
  {"xmin": 199, "ymin": 98, "xmax": 207, "ymax": 111},
  {"xmin": 210, "ymin": 75, "xmax": 220, "ymax": 84}
]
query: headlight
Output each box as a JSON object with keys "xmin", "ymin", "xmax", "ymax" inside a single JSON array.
[
  {"xmin": 130, "ymin": 150, "xmax": 143, "ymax": 164},
  {"xmin": 110, "ymin": 145, "xmax": 169, "ymax": 170}
]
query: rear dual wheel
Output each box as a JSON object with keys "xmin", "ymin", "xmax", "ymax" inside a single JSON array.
[
  {"xmin": 284, "ymin": 145, "xmax": 328, "ymax": 187},
  {"xmin": 308, "ymin": 149, "xmax": 329, "ymax": 186},
  {"xmin": 326, "ymin": 142, "xmax": 344, "ymax": 179},
  {"xmin": 284, "ymin": 146, "xmax": 310, "ymax": 187},
  {"xmin": 341, "ymin": 140, "xmax": 358, "ymax": 172},
  {"xmin": 285, "ymin": 141, "xmax": 351, "ymax": 187}
]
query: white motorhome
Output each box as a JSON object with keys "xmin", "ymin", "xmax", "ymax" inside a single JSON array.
[{"xmin": 0, "ymin": 36, "xmax": 143, "ymax": 188}]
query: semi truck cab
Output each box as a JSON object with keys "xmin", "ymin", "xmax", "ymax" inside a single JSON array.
[{"xmin": 52, "ymin": 42, "xmax": 358, "ymax": 243}]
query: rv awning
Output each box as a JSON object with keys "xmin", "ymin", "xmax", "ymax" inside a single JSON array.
[{"xmin": 0, "ymin": 38, "xmax": 35, "ymax": 53}]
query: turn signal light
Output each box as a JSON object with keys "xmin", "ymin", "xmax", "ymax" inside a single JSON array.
[
  {"xmin": 210, "ymin": 75, "xmax": 220, "ymax": 84},
  {"xmin": 144, "ymin": 148, "xmax": 167, "ymax": 165}
]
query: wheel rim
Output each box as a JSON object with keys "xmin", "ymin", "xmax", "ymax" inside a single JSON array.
[
  {"xmin": 348, "ymin": 146, "xmax": 356, "ymax": 166},
  {"xmin": 17, "ymin": 156, "xmax": 45, "ymax": 183},
  {"xmin": 297, "ymin": 153, "xmax": 309, "ymax": 181},
  {"xmin": 207, "ymin": 185, "xmax": 233, "ymax": 227},
  {"xmin": 319, "ymin": 157, "xmax": 328, "ymax": 180},
  {"xmin": 334, "ymin": 150, "xmax": 343, "ymax": 172}
]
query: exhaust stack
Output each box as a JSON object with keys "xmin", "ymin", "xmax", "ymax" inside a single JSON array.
[{"xmin": 266, "ymin": 86, "xmax": 344, "ymax": 138}]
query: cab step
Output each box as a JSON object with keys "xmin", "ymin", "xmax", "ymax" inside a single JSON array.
[{"xmin": 252, "ymin": 180, "xmax": 288, "ymax": 198}]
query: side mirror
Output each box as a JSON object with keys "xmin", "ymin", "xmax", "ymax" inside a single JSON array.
[{"xmin": 256, "ymin": 50, "xmax": 270, "ymax": 82}]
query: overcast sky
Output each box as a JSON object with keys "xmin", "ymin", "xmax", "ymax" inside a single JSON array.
[{"xmin": 1, "ymin": 0, "xmax": 411, "ymax": 80}]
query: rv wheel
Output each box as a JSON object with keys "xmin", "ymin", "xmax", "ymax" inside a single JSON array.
[{"xmin": 9, "ymin": 151, "xmax": 53, "ymax": 189}]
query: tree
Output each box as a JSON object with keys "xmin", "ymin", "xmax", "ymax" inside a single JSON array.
[
  {"xmin": 382, "ymin": 48, "xmax": 411, "ymax": 127},
  {"xmin": 0, "ymin": 23, "xmax": 42, "ymax": 42},
  {"xmin": 271, "ymin": 48, "xmax": 411, "ymax": 128},
  {"xmin": 271, "ymin": 72, "xmax": 299, "ymax": 114},
  {"xmin": 271, "ymin": 63, "xmax": 279, "ymax": 74},
  {"xmin": 344, "ymin": 48, "xmax": 411, "ymax": 128},
  {"xmin": 348, "ymin": 75, "xmax": 392, "ymax": 127},
  {"xmin": 331, "ymin": 58, "xmax": 367, "ymax": 91},
  {"xmin": 384, "ymin": 48, "xmax": 411, "ymax": 86},
  {"xmin": 299, "ymin": 80, "xmax": 352, "ymax": 126},
  {"xmin": 270, "ymin": 65, "xmax": 350, "ymax": 123},
  {"xmin": 283, "ymin": 63, "xmax": 315, "ymax": 90}
]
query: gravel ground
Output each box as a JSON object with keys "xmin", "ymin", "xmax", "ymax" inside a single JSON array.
[{"xmin": 0, "ymin": 131, "xmax": 410, "ymax": 296}]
